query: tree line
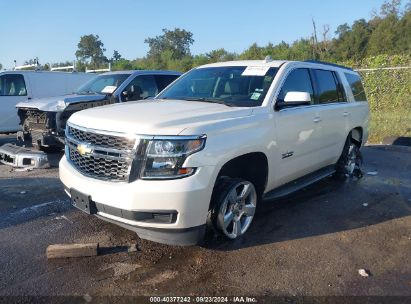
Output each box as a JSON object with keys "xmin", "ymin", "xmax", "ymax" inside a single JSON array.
[{"xmin": 5, "ymin": 0, "xmax": 410, "ymax": 72}]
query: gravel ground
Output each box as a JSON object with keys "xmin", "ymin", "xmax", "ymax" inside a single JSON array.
[{"xmin": 0, "ymin": 133, "xmax": 410, "ymax": 299}]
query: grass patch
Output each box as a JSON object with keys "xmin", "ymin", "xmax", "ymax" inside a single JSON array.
[{"xmin": 368, "ymin": 110, "xmax": 411, "ymax": 143}]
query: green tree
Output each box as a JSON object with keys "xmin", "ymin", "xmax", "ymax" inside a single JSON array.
[
  {"xmin": 144, "ymin": 28, "xmax": 194, "ymax": 61},
  {"xmin": 239, "ymin": 43, "xmax": 263, "ymax": 59},
  {"xmin": 206, "ymin": 48, "xmax": 237, "ymax": 62},
  {"xmin": 50, "ymin": 61, "xmax": 74, "ymax": 68},
  {"xmin": 112, "ymin": 59, "xmax": 132, "ymax": 71},
  {"xmin": 192, "ymin": 54, "xmax": 210, "ymax": 66},
  {"xmin": 333, "ymin": 19, "xmax": 372, "ymax": 61},
  {"xmin": 263, "ymin": 42, "xmax": 290, "ymax": 59},
  {"xmin": 112, "ymin": 50, "xmax": 122, "ymax": 61},
  {"xmin": 289, "ymin": 39, "xmax": 313, "ymax": 60},
  {"xmin": 75, "ymin": 34, "xmax": 107, "ymax": 67},
  {"xmin": 367, "ymin": 14, "xmax": 400, "ymax": 55},
  {"xmin": 395, "ymin": 9, "xmax": 411, "ymax": 53}
]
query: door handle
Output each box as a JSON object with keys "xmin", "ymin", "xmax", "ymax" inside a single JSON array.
[
  {"xmin": 313, "ymin": 117, "xmax": 321, "ymax": 123},
  {"xmin": 343, "ymin": 111, "xmax": 350, "ymax": 117}
]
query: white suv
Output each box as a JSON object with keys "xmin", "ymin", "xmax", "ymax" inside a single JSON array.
[{"xmin": 59, "ymin": 59, "xmax": 369, "ymax": 246}]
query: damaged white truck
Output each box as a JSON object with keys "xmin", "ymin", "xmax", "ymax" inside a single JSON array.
[
  {"xmin": 16, "ymin": 70, "xmax": 181, "ymax": 150},
  {"xmin": 59, "ymin": 59, "xmax": 369, "ymax": 246},
  {"xmin": 0, "ymin": 70, "xmax": 95, "ymax": 133}
]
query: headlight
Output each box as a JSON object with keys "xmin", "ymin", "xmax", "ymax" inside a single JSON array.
[{"xmin": 140, "ymin": 135, "xmax": 206, "ymax": 180}]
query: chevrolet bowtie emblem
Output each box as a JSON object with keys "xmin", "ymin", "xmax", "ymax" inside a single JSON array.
[{"xmin": 77, "ymin": 143, "xmax": 93, "ymax": 156}]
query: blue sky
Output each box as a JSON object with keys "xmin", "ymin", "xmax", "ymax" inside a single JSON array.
[{"xmin": 0, "ymin": 0, "xmax": 391, "ymax": 69}]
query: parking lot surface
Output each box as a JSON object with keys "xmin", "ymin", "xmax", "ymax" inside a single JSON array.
[{"xmin": 0, "ymin": 133, "xmax": 410, "ymax": 297}]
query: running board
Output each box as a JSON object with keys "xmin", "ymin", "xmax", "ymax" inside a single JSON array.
[{"xmin": 263, "ymin": 165, "xmax": 336, "ymax": 201}]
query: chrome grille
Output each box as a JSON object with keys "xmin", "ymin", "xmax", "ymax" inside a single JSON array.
[
  {"xmin": 68, "ymin": 146, "xmax": 130, "ymax": 180},
  {"xmin": 65, "ymin": 123, "xmax": 137, "ymax": 182},
  {"xmin": 67, "ymin": 125, "xmax": 134, "ymax": 151}
]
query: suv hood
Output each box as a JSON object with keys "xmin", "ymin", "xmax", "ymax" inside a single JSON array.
[
  {"xmin": 69, "ymin": 99, "xmax": 254, "ymax": 135},
  {"xmin": 16, "ymin": 94, "xmax": 107, "ymax": 112}
]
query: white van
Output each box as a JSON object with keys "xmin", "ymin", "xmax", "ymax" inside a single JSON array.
[{"xmin": 0, "ymin": 71, "xmax": 95, "ymax": 132}]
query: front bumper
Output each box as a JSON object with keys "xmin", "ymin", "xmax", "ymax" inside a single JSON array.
[
  {"xmin": 0, "ymin": 143, "xmax": 49, "ymax": 168},
  {"xmin": 59, "ymin": 157, "xmax": 216, "ymax": 245}
]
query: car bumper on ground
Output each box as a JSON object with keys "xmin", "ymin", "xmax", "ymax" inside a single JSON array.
[{"xmin": 59, "ymin": 157, "xmax": 215, "ymax": 245}]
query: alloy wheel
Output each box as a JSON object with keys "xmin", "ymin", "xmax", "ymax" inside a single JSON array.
[{"xmin": 217, "ymin": 181, "xmax": 257, "ymax": 239}]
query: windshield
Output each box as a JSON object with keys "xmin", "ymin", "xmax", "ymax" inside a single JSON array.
[
  {"xmin": 75, "ymin": 74, "xmax": 130, "ymax": 94},
  {"xmin": 157, "ymin": 66, "xmax": 278, "ymax": 107}
]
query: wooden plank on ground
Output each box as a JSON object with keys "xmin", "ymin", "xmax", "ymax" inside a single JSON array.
[{"xmin": 46, "ymin": 243, "xmax": 99, "ymax": 259}]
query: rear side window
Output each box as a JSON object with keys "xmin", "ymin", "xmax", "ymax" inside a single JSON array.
[
  {"xmin": 278, "ymin": 68, "xmax": 314, "ymax": 104},
  {"xmin": 345, "ymin": 73, "xmax": 367, "ymax": 101},
  {"xmin": 312, "ymin": 70, "xmax": 341, "ymax": 104},
  {"xmin": 155, "ymin": 75, "xmax": 179, "ymax": 92},
  {"xmin": 0, "ymin": 74, "xmax": 27, "ymax": 96}
]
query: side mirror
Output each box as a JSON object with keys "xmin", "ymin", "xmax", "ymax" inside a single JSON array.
[
  {"xmin": 284, "ymin": 91, "xmax": 311, "ymax": 103},
  {"xmin": 276, "ymin": 91, "xmax": 311, "ymax": 109}
]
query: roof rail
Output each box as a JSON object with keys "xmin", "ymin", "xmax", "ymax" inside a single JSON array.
[
  {"xmin": 86, "ymin": 62, "xmax": 111, "ymax": 73},
  {"xmin": 304, "ymin": 60, "xmax": 353, "ymax": 71},
  {"xmin": 50, "ymin": 60, "xmax": 77, "ymax": 72}
]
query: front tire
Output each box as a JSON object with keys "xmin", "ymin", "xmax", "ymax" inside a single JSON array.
[{"xmin": 210, "ymin": 178, "xmax": 257, "ymax": 240}]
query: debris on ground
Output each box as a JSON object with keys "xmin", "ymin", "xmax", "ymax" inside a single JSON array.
[
  {"xmin": 367, "ymin": 171, "xmax": 378, "ymax": 176},
  {"xmin": 128, "ymin": 244, "xmax": 138, "ymax": 253},
  {"xmin": 46, "ymin": 243, "xmax": 99, "ymax": 259},
  {"xmin": 362, "ymin": 203, "xmax": 369, "ymax": 207},
  {"xmin": 101, "ymin": 262, "xmax": 142, "ymax": 277},
  {"xmin": 20, "ymin": 191, "xmax": 27, "ymax": 194},
  {"xmin": 358, "ymin": 269, "xmax": 371, "ymax": 277},
  {"xmin": 0, "ymin": 143, "xmax": 49, "ymax": 168}
]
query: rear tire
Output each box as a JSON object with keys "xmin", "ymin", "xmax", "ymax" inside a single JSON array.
[
  {"xmin": 209, "ymin": 178, "xmax": 257, "ymax": 240},
  {"xmin": 335, "ymin": 134, "xmax": 363, "ymax": 179}
]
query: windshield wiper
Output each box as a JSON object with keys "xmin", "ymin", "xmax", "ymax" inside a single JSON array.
[{"xmin": 182, "ymin": 97, "xmax": 234, "ymax": 107}]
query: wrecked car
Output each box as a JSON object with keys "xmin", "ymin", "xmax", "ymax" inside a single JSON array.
[
  {"xmin": 16, "ymin": 70, "xmax": 181, "ymax": 151},
  {"xmin": 0, "ymin": 70, "xmax": 95, "ymax": 132}
]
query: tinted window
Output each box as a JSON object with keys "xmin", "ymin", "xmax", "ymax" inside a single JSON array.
[
  {"xmin": 0, "ymin": 74, "xmax": 27, "ymax": 96},
  {"xmin": 278, "ymin": 68, "xmax": 314, "ymax": 103},
  {"xmin": 313, "ymin": 70, "xmax": 340, "ymax": 104},
  {"xmin": 155, "ymin": 75, "xmax": 179, "ymax": 92},
  {"xmin": 157, "ymin": 66, "xmax": 278, "ymax": 107},
  {"xmin": 345, "ymin": 73, "xmax": 367, "ymax": 101},
  {"xmin": 122, "ymin": 75, "xmax": 158, "ymax": 102}
]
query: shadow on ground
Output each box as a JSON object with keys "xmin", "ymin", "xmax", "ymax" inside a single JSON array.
[
  {"xmin": 0, "ymin": 177, "xmax": 69, "ymax": 228},
  {"xmin": 206, "ymin": 145, "xmax": 411, "ymax": 251},
  {"xmin": 383, "ymin": 135, "xmax": 411, "ymax": 147}
]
